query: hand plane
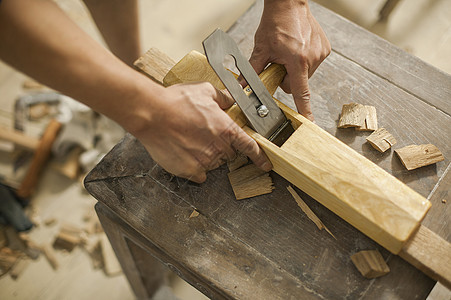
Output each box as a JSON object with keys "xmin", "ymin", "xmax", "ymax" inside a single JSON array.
[{"xmin": 203, "ymin": 29, "xmax": 294, "ymax": 146}]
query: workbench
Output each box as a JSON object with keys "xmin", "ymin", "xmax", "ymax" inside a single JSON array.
[{"xmin": 84, "ymin": 1, "xmax": 451, "ymax": 299}]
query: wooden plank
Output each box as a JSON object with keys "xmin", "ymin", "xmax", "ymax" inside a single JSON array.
[
  {"xmin": 158, "ymin": 50, "xmax": 430, "ymax": 254},
  {"xmin": 400, "ymin": 225, "xmax": 451, "ymax": 288}
]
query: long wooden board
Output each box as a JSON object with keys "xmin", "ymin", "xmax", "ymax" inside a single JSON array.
[{"xmin": 134, "ymin": 48, "xmax": 450, "ymax": 287}]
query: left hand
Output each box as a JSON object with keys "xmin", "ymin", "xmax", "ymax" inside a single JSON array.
[{"xmin": 250, "ymin": 0, "xmax": 331, "ymax": 121}]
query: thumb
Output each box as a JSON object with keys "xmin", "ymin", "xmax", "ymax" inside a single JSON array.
[{"xmin": 291, "ymin": 71, "xmax": 314, "ymax": 122}]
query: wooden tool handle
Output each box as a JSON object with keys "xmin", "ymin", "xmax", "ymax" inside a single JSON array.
[
  {"xmin": 0, "ymin": 126, "xmax": 40, "ymax": 150},
  {"xmin": 16, "ymin": 119, "xmax": 62, "ymax": 199},
  {"xmin": 243, "ymin": 63, "xmax": 287, "ymax": 97},
  {"xmin": 259, "ymin": 63, "xmax": 287, "ymax": 95}
]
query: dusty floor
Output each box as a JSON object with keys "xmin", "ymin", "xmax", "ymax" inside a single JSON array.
[{"xmin": 0, "ymin": 0, "xmax": 450, "ymax": 299}]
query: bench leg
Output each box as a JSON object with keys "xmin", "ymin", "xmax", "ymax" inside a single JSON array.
[{"xmin": 95, "ymin": 202, "xmax": 167, "ymax": 299}]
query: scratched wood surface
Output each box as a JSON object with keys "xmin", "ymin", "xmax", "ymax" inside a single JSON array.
[{"xmin": 85, "ymin": 1, "xmax": 450, "ymax": 299}]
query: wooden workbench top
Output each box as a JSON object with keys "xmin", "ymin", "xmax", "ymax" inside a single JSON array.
[{"xmin": 85, "ymin": 1, "xmax": 450, "ymax": 298}]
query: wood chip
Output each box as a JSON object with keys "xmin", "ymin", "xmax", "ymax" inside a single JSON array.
[
  {"xmin": 395, "ymin": 144, "xmax": 444, "ymax": 170},
  {"xmin": 351, "ymin": 250, "xmax": 390, "ymax": 278},
  {"xmin": 189, "ymin": 210, "xmax": 200, "ymax": 218},
  {"xmin": 287, "ymin": 186, "xmax": 336, "ymax": 239},
  {"xmin": 228, "ymin": 164, "xmax": 274, "ymax": 200},
  {"xmin": 366, "ymin": 128, "xmax": 397, "ymax": 152},
  {"xmin": 53, "ymin": 224, "xmax": 82, "ymax": 251},
  {"xmin": 338, "ymin": 103, "xmax": 378, "ymax": 131},
  {"xmin": 338, "ymin": 103, "xmax": 366, "ymax": 128},
  {"xmin": 227, "ymin": 152, "xmax": 248, "ymax": 172},
  {"xmin": 100, "ymin": 234, "xmax": 122, "ymax": 276},
  {"xmin": 356, "ymin": 105, "xmax": 378, "ymax": 131}
]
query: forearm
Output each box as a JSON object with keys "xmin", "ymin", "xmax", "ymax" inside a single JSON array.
[{"xmin": 0, "ymin": 0, "xmax": 159, "ymax": 133}]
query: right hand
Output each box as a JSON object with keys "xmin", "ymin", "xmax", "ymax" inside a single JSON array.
[{"xmin": 130, "ymin": 82, "xmax": 272, "ymax": 183}]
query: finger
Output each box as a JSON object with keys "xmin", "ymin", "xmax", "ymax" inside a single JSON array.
[
  {"xmin": 211, "ymin": 85, "xmax": 235, "ymax": 110},
  {"xmin": 289, "ymin": 66, "xmax": 314, "ymax": 121},
  {"xmin": 188, "ymin": 171, "xmax": 207, "ymax": 183},
  {"xmin": 228, "ymin": 124, "xmax": 272, "ymax": 172},
  {"xmin": 249, "ymin": 52, "xmax": 269, "ymax": 76}
]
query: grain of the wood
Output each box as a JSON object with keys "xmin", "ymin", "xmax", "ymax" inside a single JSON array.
[
  {"xmin": 400, "ymin": 225, "xmax": 451, "ymax": 289},
  {"xmin": 227, "ymin": 164, "xmax": 274, "ymax": 200},
  {"xmin": 100, "ymin": 233, "xmax": 122, "ymax": 276},
  {"xmin": 351, "ymin": 250, "xmax": 390, "ymax": 279},
  {"xmin": 163, "ymin": 50, "xmax": 225, "ymax": 89},
  {"xmin": 356, "ymin": 105, "xmax": 378, "ymax": 131},
  {"xmin": 337, "ymin": 103, "xmax": 366, "ymax": 128},
  {"xmin": 142, "ymin": 49, "xmax": 431, "ymax": 254},
  {"xmin": 287, "ymin": 186, "xmax": 335, "ymax": 239},
  {"xmin": 366, "ymin": 128, "xmax": 397, "ymax": 152},
  {"xmin": 338, "ymin": 103, "xmax": 377, "ymax": 131},
  {"xmin": 133, "ymin": 48, "xmax": 176, "ymax": 85},
  {"xmin": 395, "ymin": 144, "xmax": 445, "ymax": 171}
]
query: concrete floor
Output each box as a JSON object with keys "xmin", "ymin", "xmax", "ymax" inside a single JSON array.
[{"xmin": 0, "ymin": 0, "xmax": 450, "ymax": 299}]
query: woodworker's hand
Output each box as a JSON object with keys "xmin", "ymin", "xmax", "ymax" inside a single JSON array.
[
  {"xmin": 0, "ymin": 0, "xmax": 271, "ymax": 184},
  {"xmin": 130, "ymin": 82, "xmax": 272, "ymax": 183},
  {"xmin": 250, "ymin": 0, "xmax": 331, "ymax": 121}
]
